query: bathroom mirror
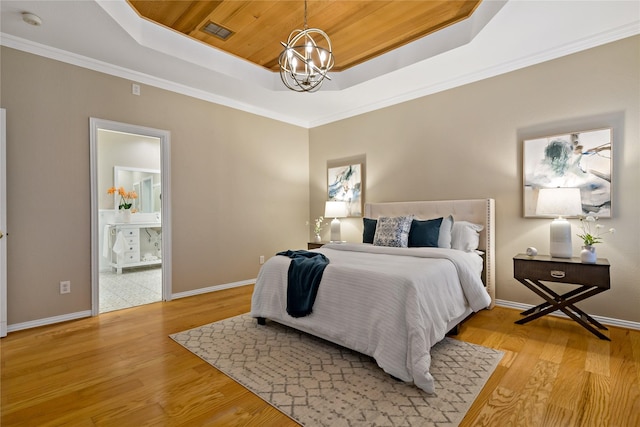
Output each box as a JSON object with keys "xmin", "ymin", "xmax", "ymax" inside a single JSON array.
[{"xmin": 114, "ymin": 166, "xmax": 161, "ymax": 213}]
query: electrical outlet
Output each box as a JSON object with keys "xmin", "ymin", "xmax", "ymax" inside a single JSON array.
[
  {"xmin": 259, "ymin": 255, "xmax": 265, "ymax": 265},
  {"xmin": 132, "ymin": 83, "xmax": 140, "ymax": 96},
  {"xmin": 60, "ymin": 281, "xmax": 71, "ymax": 294}
]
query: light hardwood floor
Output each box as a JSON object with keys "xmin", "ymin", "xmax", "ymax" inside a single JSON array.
[{"xmin": 2, "ymin": 285, "xmax": 639, "ymax": 426}]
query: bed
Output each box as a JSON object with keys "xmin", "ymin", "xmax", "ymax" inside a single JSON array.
[{"xmin": 250, "ymin": 199, "xmax": 495, "ymax": 394}]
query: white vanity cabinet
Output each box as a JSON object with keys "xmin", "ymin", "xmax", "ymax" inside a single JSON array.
[{"xmin": 108, "ymin": 223, "xmax": 161, "ymax": 273}]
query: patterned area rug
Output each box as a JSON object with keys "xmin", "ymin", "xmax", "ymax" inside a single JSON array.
[{"xmin": 170, "ymin": 314, "xmax": 503, "ymax": 427}]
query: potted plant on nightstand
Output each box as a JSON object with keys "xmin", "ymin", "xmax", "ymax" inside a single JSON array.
[
  {"xmin": 576, "ymin": 215, "xmax": 615, "ymax": 263},
  {"xmin": 312, "ymin": 216, "xmax": 325, "ymax": 243}
]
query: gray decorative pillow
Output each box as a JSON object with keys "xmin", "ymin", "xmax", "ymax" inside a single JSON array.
[
  {"xmin": 438, "ymin": 215, "xmax": 454, "ymax": 248},
  {"xmin": 451, "ymin": 220, "xmax": 484, "ymax": 252},
  {"xmin": 373, "ymin": 216, "xmax": 414, "ymax": 247}
]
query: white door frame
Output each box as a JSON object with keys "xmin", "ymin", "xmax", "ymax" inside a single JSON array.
[
  {"xmin": 1, "ymin": 109, "xmax": 7, "ymax": 337},
  {"xmin": 89, "ymin": 118, "xmax": 172, "ymax": 316}
]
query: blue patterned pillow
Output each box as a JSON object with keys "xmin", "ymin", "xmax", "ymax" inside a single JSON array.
[{"xmin": 373, "ymin": 216, "xmax": 414, "ymax": 247}]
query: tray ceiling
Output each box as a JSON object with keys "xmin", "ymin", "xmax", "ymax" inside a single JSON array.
[
  {"xmin": 1, "ymin": 1, "xmax": 637, "ymax": 127},
  {"xmin": 128, "ymin": 0, "xmax": 481, "ymax": 71}
]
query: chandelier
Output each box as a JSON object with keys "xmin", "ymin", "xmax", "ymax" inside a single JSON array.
[{"xmin": 278, "ymin": 0, "xmax": 334, "ymax": 93}]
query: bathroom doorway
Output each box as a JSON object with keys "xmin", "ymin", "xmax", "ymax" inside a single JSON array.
[{"xmin": 90, "ymin": 118, "xmax": 172, "ymax": 315}]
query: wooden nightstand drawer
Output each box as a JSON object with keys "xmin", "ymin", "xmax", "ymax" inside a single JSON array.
[
  {"xmin": 307, "ymin": 242, "xmax": 326, "ymax": 250},
  {"xmin": 514, "ymin": 255, "xmax": 610, "ymax": 288}
]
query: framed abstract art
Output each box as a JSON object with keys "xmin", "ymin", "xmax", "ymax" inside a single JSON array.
[
  {"xmin": 523, "ymin": 127, "xmax": 612, "ymax": 217},
  {"xmin": 327, "ymin": 162, "xmax": 363, "ymax": 217}
]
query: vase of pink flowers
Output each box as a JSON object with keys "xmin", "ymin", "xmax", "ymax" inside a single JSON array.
[{"xmin": 108, "ymin": 186, "xmax": 138, "ymax": 223}]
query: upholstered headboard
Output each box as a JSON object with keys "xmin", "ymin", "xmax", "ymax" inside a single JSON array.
[{"xmin": 364, "ymin": 199, "xmax": 496, "ymax": 308}]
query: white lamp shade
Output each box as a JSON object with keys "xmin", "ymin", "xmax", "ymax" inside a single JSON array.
[
  {"xmin": 536, "ymin": 188, "xmax": 582, "ymax": 258},
  {"xmin": 324, "ymin": 201, "xmax": 348, "ymax": 218},
  {"xmin": 536, "ymin": 188, "xmax": 582, "ymax": 217}
]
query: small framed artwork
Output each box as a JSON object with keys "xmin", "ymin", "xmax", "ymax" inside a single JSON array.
[
  {"xmin": 523, "ymin": 127, "xmax": 612, "ymax": 217},
  {"xmin": 327, "ymin": 162, "xmax": 363, "ymax": 217}
]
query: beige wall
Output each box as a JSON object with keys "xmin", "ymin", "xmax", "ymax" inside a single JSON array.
[
  {"xmin": 310, "ymin": 36, "xmax": 640, "ymax": 323},
  {"xmin": 2, "ymin": 35, "xmax": 638, "ymax": 327},
  {"xmin": 1, "ymin": 47, "xmax": 309, "ymax": 325}
]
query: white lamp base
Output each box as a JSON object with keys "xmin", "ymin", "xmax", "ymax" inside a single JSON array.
[
  {"xmin": 549, "ymin": 217, "xmax": 572, "ymax": 258},
  {"xmin": 330, "ymin": 217, "xmax": 341, "ymax": 242}
]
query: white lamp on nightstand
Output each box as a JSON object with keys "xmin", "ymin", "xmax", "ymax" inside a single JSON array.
[
  {"xmin": 536, "ymin": 188, "xmax": 582, "ymax": 258},
  {"xmin": 324, "ymin": 201, "xmax": 348, "ymax": 242}
]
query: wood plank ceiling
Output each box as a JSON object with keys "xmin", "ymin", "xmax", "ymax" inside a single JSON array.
[{"xmin": 127, "ymin": 1, "xmax": 482, "ymax": 72}]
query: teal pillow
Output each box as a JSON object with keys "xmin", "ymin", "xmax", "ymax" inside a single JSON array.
[
  {"xmin": 409, "ymin": 217, "xmax": 443, "ymax": 248},
  {"xmin": 363, "ymin": 218, "xmax": 377, "ymax": 244}
]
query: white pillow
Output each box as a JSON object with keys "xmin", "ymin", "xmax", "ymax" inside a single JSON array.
[
  {"xmin": 451, "ymin": 221, "xmax": 484, "ymax": 252},
  {"xmin": 438, "ymin": 215, "xmax": 454, "ymax": 249},
  {"xmin": 373, "ymin": 216, "xmax": 413, "ymax": 248}
]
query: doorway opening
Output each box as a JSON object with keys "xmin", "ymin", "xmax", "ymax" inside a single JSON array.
[{"xmin": 90, "ymin": 119, "xmax": 172, "ymax": 315}]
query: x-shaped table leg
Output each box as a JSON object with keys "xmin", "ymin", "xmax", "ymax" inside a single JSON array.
[{"xmin": 515, "ymin": 278, "xmax": 610, "ymax": 340}]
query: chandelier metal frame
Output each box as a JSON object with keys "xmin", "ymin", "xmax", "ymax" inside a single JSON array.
[{"xmin": 278, "ymin": 0, "xmax": 334, "ymax": 93}]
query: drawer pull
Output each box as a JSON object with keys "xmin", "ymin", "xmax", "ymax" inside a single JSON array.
[{"xmin": 550, "ymin": 270, "xmax": 565, "ymax": 279}]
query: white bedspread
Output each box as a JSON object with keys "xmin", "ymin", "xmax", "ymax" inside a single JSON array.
[{"xmin": 250, "ymin": 243, "xmax": 491, "ymax": 394}]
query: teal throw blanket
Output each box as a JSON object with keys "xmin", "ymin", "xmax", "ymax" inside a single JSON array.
[{"xmin": 277, "ymin": 250, "xmax": 329, "ymax": 318}]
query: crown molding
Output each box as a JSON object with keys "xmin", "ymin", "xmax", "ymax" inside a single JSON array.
[
  {"xmin": 2, "ymin": 19, "xmax": 638, "ymax": 129},
  {"xmin": 0, "ymin": 33, "xmax": 310, "ymax": 128},
  {"xmin": 307, "ymin": 21, "xmax": 640, "ymax": 128}
]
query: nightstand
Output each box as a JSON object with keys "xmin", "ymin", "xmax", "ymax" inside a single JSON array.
[
  {"xmin": 513, "ymin": 254, "xmax": 611, "ymax": 340},
  {"xmin": 307, "ymin": 242, "xmax": 327, "ymax": 250}
]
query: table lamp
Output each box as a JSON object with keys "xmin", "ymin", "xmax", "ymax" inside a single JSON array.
[
  {"xmin": 324, "ymin": 201, "xmax": 348, "ymax": 242},
  {"xmin": 535, "ymin": 188, "xmax": 582, "ymax": 258}
]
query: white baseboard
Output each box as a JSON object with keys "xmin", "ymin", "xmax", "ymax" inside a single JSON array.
[
  {"xmin": 4, "ymin": 279, "xmax": 256, "ymax": 334},
  {"xmin": 6, "ymin": 289, "xmax": 637, "ymax": 334},
  {"xmin": 171, "ymin": 279, "xmax": 255, "ymax": 300},
  {"xmin": 495, "ymin": 299, "xmax": 640, "ymax": 331},
  {"xmin": 7, "ymin": 310, "xmax": 92, "ymax": 333}
]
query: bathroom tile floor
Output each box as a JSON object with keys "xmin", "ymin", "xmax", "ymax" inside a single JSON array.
[{"xmin": 99, "ymin": 266, "xmax": 162, "ymax": 313}]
